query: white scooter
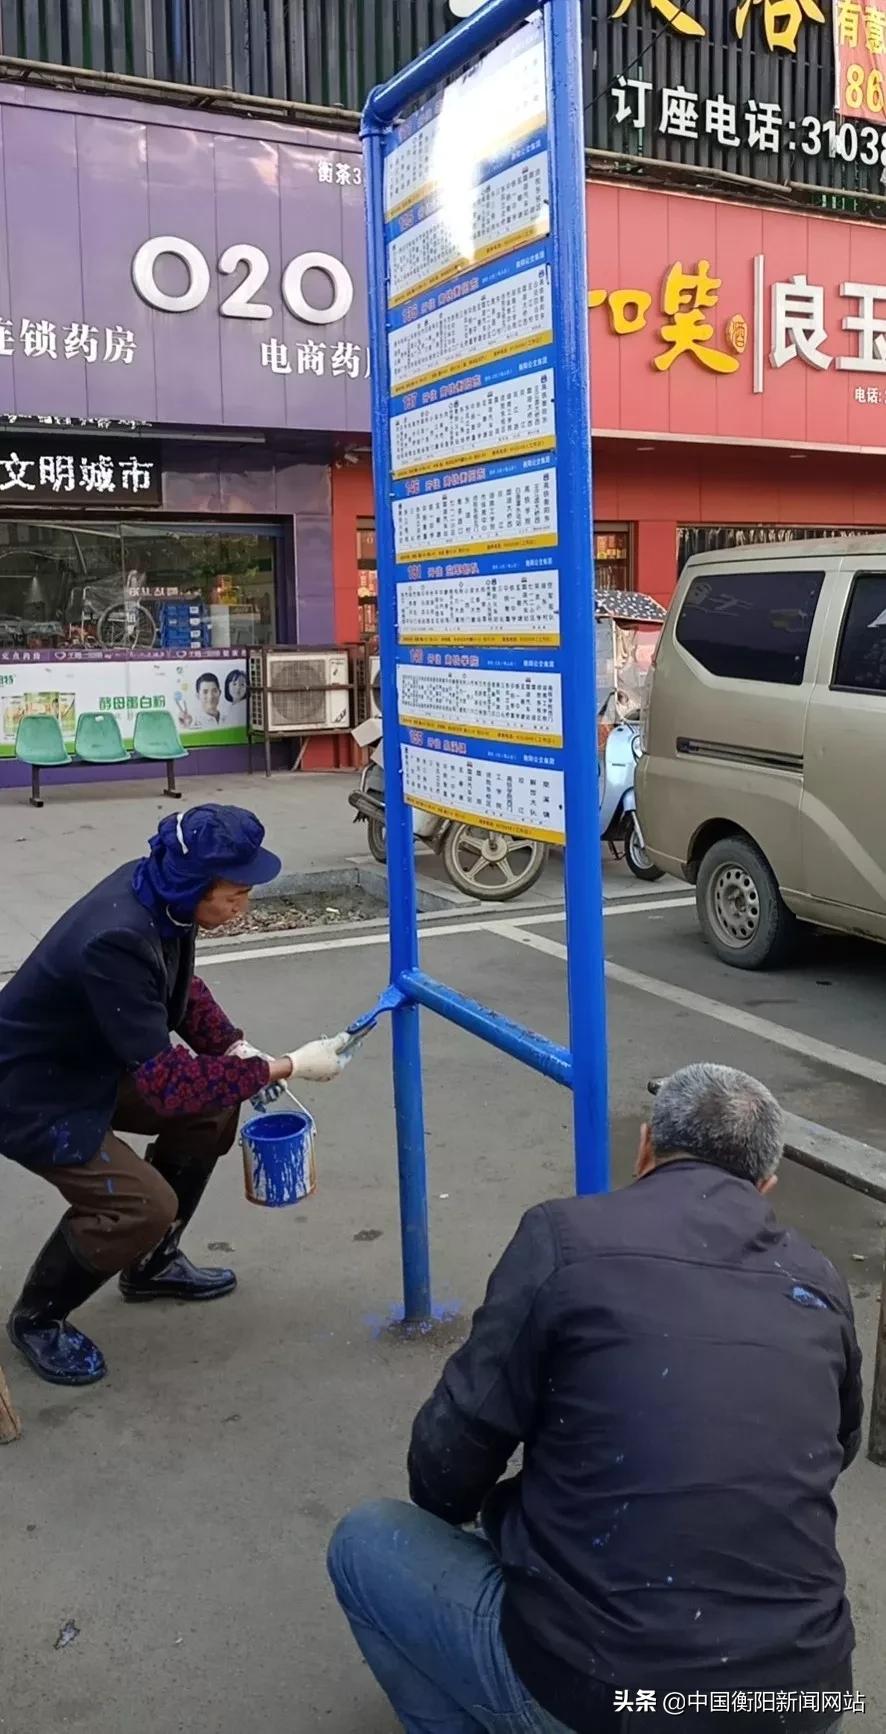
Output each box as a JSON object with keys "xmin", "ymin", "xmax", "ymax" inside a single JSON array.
[
  {"xmin": 595, "ymin": 590, "xmax": 665, "ymax": 882},
  {"xmin": 598, "ymin": 709, "xmax": 661, "ymax": 881}
]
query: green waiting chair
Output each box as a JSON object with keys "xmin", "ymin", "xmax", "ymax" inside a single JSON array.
[
  {"xmin": 14, "ymin": 714, "xmax": 71, "ymax": 808},
  {"xmin": 132, "ymin": 709, "xmax": 188, "ymax": 798},
  {"xmin": 74, "ymin": 711, "xmax": 131, "ymax": 767}
]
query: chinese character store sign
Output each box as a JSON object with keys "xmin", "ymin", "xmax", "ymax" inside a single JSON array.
[
  {"xmin": 613, "ymin": 0, "xmax": 825, "ymax": 51},
  {"xmin": 603, "ymin": 0, "xmax": 886, "ymax": 189},
  {"xmin": 0, "ymin": 441, "xmax": 160, "ymax": 504},
  {"xmin": 834, "ymin": 0, "xmax": 886, "ymax": 119},
  {"xmin": 0, "ymin": 90, "xmax": 368, "ymax": 432},
  {"xmin": 590, "ymin": 264, "xmax": 740, "ymax": 376},
  {"xmin": 0, "ymin": 321, "xmax": 136, "ymax": 367},
  {"xmin": 585, "ymin": 182, "xmax": 886, "ymax": 449}
]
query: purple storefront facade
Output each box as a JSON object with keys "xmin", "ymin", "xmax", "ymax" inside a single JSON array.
[{"xmin": 0, "ymin": 81, "xmax": 372, "ymax": 786}]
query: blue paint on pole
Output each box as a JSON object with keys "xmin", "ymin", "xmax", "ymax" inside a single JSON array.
[
  {"xmin": 362, "ymin": 119, "xmax": 431, "ymax": 1324},
  {"xmin": 361, "ymin": 0, "xmax": 609, "ymax": 1325},
  {"xmin": 543, "ymin": 0, "xmax": 610, "ymax": 1196}
]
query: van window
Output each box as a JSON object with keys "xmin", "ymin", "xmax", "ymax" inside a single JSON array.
[
  {"xmin": 675, "ymin": 571, "xmax": 824, "ymax": 684},
  {"xmin": 833, "ymin": 574, "xmax": 886, "ymax": 694}
]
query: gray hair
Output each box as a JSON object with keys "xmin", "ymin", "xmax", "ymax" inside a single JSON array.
[{"xmin": 650, "ymin": 1062, "xmax": 783, "ymax": 1185}]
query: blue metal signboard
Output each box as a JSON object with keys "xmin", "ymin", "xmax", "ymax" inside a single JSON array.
[{"xmin": 361, "ymin": 0, "xmax": 607, "ymax": 1324}]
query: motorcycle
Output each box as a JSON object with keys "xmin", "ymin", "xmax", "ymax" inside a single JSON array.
[
  {"xmin": 595, "ymin": 590, "xmax": 665, "ymax": 882},
  {"xmin": 350, "ymin": 587, "xmax": 664, "ymax": 896},
  {"xmin": 349, "ymin": 716, "xmax": 549, "ymax": 902}
]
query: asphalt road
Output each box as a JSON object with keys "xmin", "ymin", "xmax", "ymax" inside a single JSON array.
[{"xmin": 1, "ymin": 882, "xmax": 884, "ymax": 1734}]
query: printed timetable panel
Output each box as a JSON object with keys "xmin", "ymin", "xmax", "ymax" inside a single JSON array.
[
  {"xmin": 397, "ymin": 652, "xmax": 562, "ymax": 747},
  {"xmin": 393, "ymin": 465, "xmax": 557, "ymax": 563},
  {"xmin": 390, "ymin": 367, "xmax": 554, "ymax": 479},
  {"xmin": 396, "ymin": 563, "xmax": 559, "ymax": 647},
  {"xmin": 383, "ymin": 19, "xmax": 546, "ymax": 222},
  {"xmin": 387, "ymin": 151, "xmax": 550, "ymax": 308},
  {"xmin": 381, "ymin": 16, "xmax": 567, "ymax": 845},
  {"xmin": 401, "ymin": 737, "xmax": 565, "ymax": 845},
  {"xmin": 388, "ymin": 255, "xmax": 552, "ymax": 397}
]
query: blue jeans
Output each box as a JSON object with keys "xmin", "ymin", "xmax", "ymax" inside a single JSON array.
[
  {"xmin": 327, "ymin": 1498, "xmax": 573, "ymax": 1733},
  {"xmin": 327, "ymin": 1499, "xmax": 847, "ymax": 1734}
]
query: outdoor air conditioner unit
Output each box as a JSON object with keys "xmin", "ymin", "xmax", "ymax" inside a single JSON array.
[
  {"xmin": 369, "ymin": 654, "xmax": 382, "ymax": 718},
  {"xmin": 247, "ymin": 649, "xmax": 351, "ymax": 734}
]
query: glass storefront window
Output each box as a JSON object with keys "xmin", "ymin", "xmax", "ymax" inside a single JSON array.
[
  {"xmin": 356, "ymin": 517, "xmax": 378, "ymax": 643},
  {"xmin": 594, "ymin": 525, "xmax": 633, "ymax": 591},
  {"xmin": 0, "ymin": 520, "xmax": 278, "ymax": 654}
]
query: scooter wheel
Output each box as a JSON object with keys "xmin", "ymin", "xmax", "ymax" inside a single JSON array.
[
  {"xmin": 442, "ymin": 824, "xmax": 548, "ymax": 901},
  {"xmin": 366, "ymin": 816, "xmax": 387, "ymax": 864},
  {"xmin": 625, "ymin": 816, "xmax": 664, "ymax": 882}
]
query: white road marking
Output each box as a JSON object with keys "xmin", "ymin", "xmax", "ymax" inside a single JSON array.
[
  {"xmin": 198, "ymin": 894, "xmax": 695, "ymax": 966},
  {"xmin": 487, "ymin": 924, "xmax": 886, "ymax": 1090}
]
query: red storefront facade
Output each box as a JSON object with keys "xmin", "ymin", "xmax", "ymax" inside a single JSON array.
[{"xmin": 331, "ymin": 178, "xmax": 886, "ymax": 635}]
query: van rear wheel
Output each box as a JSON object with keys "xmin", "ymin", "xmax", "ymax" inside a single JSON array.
[{"xmin": 696, "ymin": 835, "xmax": 797, "ymax": 970}]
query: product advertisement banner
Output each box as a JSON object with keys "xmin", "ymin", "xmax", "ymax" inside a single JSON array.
[
  {"xmin": 0, "ymin": 652, "xmax": 248, "ymax": 756},
  {"xmin": 834, "ymin": 1, "xmax": 886, "ymax": 122}
]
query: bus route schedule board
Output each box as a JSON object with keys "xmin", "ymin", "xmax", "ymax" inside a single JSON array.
[
  {"xmin": 381, "ymin": 14, "xmax": 564, "ymax": 846},
  {"xmin": 361, "ymin": 0, "xmax": 607, "ymax": 1321}
]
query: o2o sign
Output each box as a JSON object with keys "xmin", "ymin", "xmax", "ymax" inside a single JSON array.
[{"xmin": 131, "ymin": 236, "xmax": 354, "ymax": 325}]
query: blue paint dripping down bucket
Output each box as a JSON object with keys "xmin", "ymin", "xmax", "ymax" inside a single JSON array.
[{"xmin": 241, "ymin": 1109, "xmax": 317, "ymax": 1208}]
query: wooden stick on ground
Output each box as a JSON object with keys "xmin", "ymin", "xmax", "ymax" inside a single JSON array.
[{"xmin": 0, "ymin": 1360, "xmax": 22, "ymax": 1443}]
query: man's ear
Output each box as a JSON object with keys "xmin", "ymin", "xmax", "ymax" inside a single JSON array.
[
  {"xmin": 635, "ymin": 1122, "xmax": 655, "ymax": 1179},
  {"xmin": 757, "ymin": 1174, "xmax": 778, "ymax": 1197}
]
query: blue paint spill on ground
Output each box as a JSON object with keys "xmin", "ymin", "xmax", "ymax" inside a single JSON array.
[
  {"xmin": 790, "ymin": 1284, "xmax": 829, "ymax": 1310},
  {"xmin": 363, "ymin": 1296, "xmax": 462, "ymax": 1339}
]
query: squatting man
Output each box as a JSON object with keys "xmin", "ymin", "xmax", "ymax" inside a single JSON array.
[
  {"xmin": 329, "ymin": 1063, "xmax": 862, "ymax": 1734},
  {"xmin": 0, "ymin": 803, "xmax": 353, "ymax": 1388}
]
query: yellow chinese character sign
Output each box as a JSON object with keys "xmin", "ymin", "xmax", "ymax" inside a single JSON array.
[
  {"xmin": 835, "ymin": 0, "xmax": 886, "ymax": 118},
  {"xmin": 588, "ymin": 261, "xmax": 740, "ymax": 376},
  {"xmin": 611, "ymin": 0, "xmax": 824, "ymax": 51}
]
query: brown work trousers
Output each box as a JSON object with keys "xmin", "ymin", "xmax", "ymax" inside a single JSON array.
[{"xmin": 34, "ymin": 1080, "xmax": 241, "ymax": 1274}]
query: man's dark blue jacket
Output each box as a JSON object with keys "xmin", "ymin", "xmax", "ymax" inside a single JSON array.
[{"xmin": 408, "ymin": 1160, "xmax": 863, "ymax": 1734}]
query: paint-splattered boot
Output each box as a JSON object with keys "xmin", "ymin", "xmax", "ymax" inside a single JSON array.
[
  {"xmin": 7, "ymin": 1227, "xmax": 108, "ymax": 1386},
  {"xmin": 118, "ymin": 1154, "xmax": 236, "ymax": 1303}
]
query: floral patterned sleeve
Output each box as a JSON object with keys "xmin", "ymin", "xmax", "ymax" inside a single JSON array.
[
  {"xmin": 132, "ymin": 1047, "xmax": 270, "ymax": 1116},
  {"xmin": 176, "ymin": 976, "xmax": 242, "ymax": 1056}
]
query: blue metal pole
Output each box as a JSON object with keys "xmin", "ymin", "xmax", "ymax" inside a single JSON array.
[
  {"xmin": 544, "ymin": 0, "xmax": 610, "ymax": 1194},
  {"xmin": 398, "ymin": 969, "xmax": 573, "ymax": 1089},
  {"xmin": 362, "ymin": 0, "xmax": 535, "ymax": 131},
  {"xmin": 360, "ymin": 121, "xmax": 432, "ymax": 1322}
]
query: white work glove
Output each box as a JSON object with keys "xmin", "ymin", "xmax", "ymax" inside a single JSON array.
[
  {"xmin": 286, "ymin": 1032, "xmax": 355, "ymax": 1083},
  {"xmin": 226, "ymin": 1038, "xmax": 272, "ymax": 1062}
]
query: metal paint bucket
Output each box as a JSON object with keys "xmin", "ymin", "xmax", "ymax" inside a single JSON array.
[{"xmin": 241, "ymin": 1108, "xmax": 317, "ymax": 1208}]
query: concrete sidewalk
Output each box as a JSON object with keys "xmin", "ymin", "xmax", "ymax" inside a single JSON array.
[
  {"xmin": 1, "ymin": 917, "xmax": 883, "ymax": 1734},
  {"xmin": 0, "ymin": 771, "xmax": 362, "ymax": 960},
  {"xmin": 0, "ymin": 767, "xmax": 579, "ymax": 972}
]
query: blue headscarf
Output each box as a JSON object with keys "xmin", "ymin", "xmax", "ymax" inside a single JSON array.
[{"xmin": 131, "ymin": 804, "xmax": 280, "ymax": 935}]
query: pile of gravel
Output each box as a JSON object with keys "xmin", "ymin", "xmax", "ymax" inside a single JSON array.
[{"xmin": 217, "ymin": 889, "xmax": 383, "ymax": 936}]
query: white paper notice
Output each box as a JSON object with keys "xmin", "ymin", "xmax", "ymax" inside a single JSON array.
[
  {"xmin": 401, "ymin": 740, "xmax": 564, "ymax": 842},
  {"xmin": 393, "ymin": 466, "xmax": 557, "ymax": 562},
  {"xmin": 396, "ymin": 566, "xmax": 560, "ymax": 646}
]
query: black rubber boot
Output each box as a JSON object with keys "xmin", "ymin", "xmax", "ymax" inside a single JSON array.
[
  {"xmin": 119, "ymin": 1154, "xmax": 236, "ymax": 1303},
  {"xmin": 7, "ymin": 1228, "xmax": 109, "ymax": 1386}
]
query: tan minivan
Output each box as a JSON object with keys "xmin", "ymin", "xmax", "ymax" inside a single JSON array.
[{"xmin": 636, "ymin": 536, "xmax": 886, "ymax": 969}]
